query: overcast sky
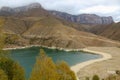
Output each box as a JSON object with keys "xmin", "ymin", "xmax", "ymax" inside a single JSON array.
[{"xmin": 0, "ymin": 0, "xmax": 120, "ymax": 22}]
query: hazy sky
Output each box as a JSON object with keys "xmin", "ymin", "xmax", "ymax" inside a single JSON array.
[{"xmin": 0, "ymin": 0, "xmax": 120, "ymax": 22}]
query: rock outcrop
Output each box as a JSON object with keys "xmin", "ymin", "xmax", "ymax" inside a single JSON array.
[
  {"xmin": 0, "ymin": 7, "xmax": 14, "ymax": 16},
  {"xmin": 14, "ymin": 3, "xmax": 42, "ymax": 12},
  {"xmin": 101, "ymin": 16, "xmax": 113, "ymax": 24},
  {"xmin": 0, "ymin": 3, "xmax": 48, "ymax": 17},
  {"xmin": 50, "ymin": 11, "xmax": 114, "ymax": 25}
]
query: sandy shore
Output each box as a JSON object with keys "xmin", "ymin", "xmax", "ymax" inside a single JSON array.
[
  {"xmin": 71, "ymin": 47, "xmax": 112, "ymax": 80},
  {"xmin": 71, "ymin": 48, "xmax": 112, "ymax": 73},
  {"xmin": 76, "ymin": 47, "xmax": 120, "ymax": 80}
]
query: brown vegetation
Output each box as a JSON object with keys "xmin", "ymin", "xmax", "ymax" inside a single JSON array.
[{"xmin": 30, "ymin": 49, "xmax": 76, "ymax": 80}]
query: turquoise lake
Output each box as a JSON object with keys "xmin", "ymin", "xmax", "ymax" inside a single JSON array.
[{"xmin": 10, "ymin": 47, "xmax": 101, "ymax": 78}]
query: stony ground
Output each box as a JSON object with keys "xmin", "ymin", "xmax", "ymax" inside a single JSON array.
[{"xmin": 77, "ymin": 47, "xmax": 120, "ymax": 80}]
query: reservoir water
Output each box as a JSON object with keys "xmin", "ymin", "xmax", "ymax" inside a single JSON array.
[{"xmin": 10, "ymin": 47, "xmax": 101, "ymax": 78}]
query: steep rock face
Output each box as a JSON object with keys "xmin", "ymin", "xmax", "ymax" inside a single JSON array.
[
  {"xmin": 0, "ymin": 7, "xmax": 14, "ymax": 16},
  {"xmin": 14, "ymin": 3, "xmax": 42, "ymax": 12},
  {"xmin": 76, "ymin": 14, "xmax": 103, "ymax": 24},
  {"xmin": 50, "ymin": 11, "xmax": 114, "ymax": 25},
  {"xmin": 1, "ymin": 7, "xmax": 13, "ymax": 12},
  {"xmin": 0, "ymin": 3, "xmax": 48, "ymax": 17},
  {"xmin": 101, "ymin": 16, "xmax": 113, "ymax": 24}
]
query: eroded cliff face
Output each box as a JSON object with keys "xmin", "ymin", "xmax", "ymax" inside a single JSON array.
[
  {"xmin": 50, "ymin": 11, "xmax": 114, "ymax": 25},
  {"xmin": 0, "ymin": 3, "xmax": 48, "ymax": 17},
  {"xmin": 101, "ymin": 16, "xmax": 113, "ymax": 24}
]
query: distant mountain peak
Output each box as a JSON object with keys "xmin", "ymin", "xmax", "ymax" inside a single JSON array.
[
  {"xmin": 0, "ymin": 3, "xmax": 42, "ymax": 13},
  {"xmin": 27, "ymin": 3, "xmax": 41, "ymax": 9},
  {"xmin": 0, "ymin": 7, "xmax": 13, "ymax": 12},
  {"xmin": 13, "ymin": 3, "xmax": 42, "ymax": 13}
]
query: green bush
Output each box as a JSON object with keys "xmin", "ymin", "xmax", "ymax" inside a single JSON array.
[
  {"xmin": 0, "ymin": 58, "xmax": 25, "ymax": 80},
  {"xmin": 0, "ymin": 69, "xmax": 8, "ymax": 80},
  {"xmin": 5, "ymin": 34, "xmax": 19, "ymax": 44},
  {"xmin": 92, "ymin": 75, "xmax": 100, "ymax": 80}
]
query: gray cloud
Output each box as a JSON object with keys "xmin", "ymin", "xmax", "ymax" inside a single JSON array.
[{"xmin": 0, "ymin": 0, "xmax": 120, "ymax": 22}]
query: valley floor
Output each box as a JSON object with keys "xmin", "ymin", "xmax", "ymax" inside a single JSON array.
[{"xmin": 74, "ymin": 47, "xmax": 120, "ymax": 80}]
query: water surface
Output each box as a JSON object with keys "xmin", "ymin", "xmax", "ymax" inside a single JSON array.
[{"xmin": 10, "ymin": 47, "xmax": 101, "ymax": 78}]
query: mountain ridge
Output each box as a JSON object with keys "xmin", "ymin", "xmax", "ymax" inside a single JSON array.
[
  {"xmin": 49, "ymin": 10, "xmax": 114, "ymax": 25},
  {"xmin": 0, "ymin": 3, "xmax": 114, "ymax": 25},
  {"xmin": 0, "ymin": 3, "xmax": 119, "ymax": 48},
  {"xmin": 1, "ymin": 16, "xmax": 120, "ymax": 49}
]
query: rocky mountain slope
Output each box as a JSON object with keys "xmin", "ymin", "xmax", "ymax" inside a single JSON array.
[
  {"xmin": 0, "ymin": 17, "xmax": 27, "ymax": 34},
  {"xmin": 87, "ymin": 22, "xmax": 120, "ymax": 41},
  {"xmin": 0, "ymin": 3, "xmax": 119, "ymax": 49},
  {"xmin": 1, "ymin": 16, "xmax": 119, "ymax": 49},
  {"xmin": 100, "ymin": 22, "xmax": 120, "ymax": 41},
  {"xmin": 50, "ymin": 11, "xmax": 114, "ymax": 25}
]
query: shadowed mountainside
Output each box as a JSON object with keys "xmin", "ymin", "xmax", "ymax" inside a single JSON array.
[
  {"xmin": 100, "ymin": 23, "xmax": 120, "ymax": 41},
  {"xmin": 87, "ymin": 22, "xmax": 120, "ymax": 41}
]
